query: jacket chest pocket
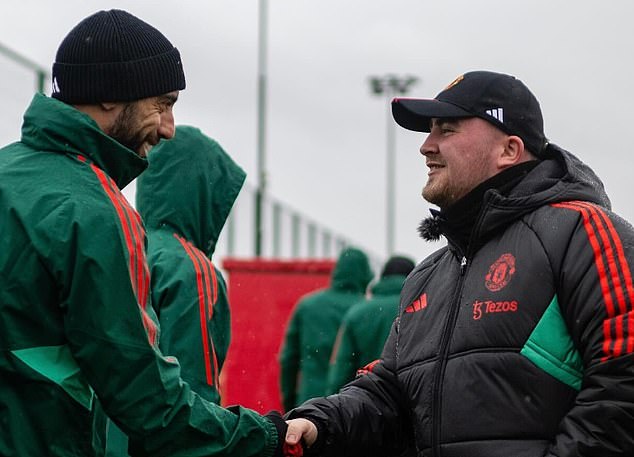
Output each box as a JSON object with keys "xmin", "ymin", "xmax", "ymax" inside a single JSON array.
[{"xmin": 452, "ymin": 249, "xmax": 556, "ymax": 352}]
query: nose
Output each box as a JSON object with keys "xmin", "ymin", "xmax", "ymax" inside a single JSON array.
[
  {"xmin": 158, "ymin": 109, "xmax": 175, "ymax": 140},
  {"xmin": 420, "ymin": 134, "xmax": 437, "ymax": 157}
]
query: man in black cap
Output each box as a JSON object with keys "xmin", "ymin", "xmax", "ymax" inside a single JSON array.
[
  {"xmin": 0, "ymin": 10, "xmax": 288, "ymax": 457},
  {"xmin": 284, "ymin": 71, "xmax": 634, "ymax": 456}
]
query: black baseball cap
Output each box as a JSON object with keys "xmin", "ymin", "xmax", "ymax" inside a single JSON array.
[{"xmin": 392, "ymin": 71, "xmax": 548, "ymax": 156}]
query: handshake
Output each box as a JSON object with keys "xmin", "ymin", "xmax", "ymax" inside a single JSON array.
[{"xmin": 265, "ymin": 412, "xmax": 318, "ymax": 457}]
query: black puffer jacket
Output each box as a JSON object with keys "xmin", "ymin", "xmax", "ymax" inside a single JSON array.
[{"xmin": 289, "ymin": 145, "xmax": 634, "ymax": 457}]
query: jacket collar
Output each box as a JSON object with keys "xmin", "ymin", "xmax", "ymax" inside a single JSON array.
[
  {"xmin": 418, "ymin": 144, "xmax": 610, "ymax": 254},
  {"xmin": 431, "ymin": 161, "xmax": 539, "ymax": 252},
  {"xmin": 20, "ymin": 93, "xmax": 147, "ymax": 189}
]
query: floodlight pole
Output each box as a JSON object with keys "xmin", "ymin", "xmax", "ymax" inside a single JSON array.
[
  {"xmin": 368, "ymin": 74, "xmax": 419, "ymax": 256},
  {"xmin": 255, "ymin": 0, "xmax": 268, "ymax": 257}
]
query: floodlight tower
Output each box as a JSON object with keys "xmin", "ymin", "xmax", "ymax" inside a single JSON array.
[
  {"xmin": 368, "ymin": 74, "xmax": 419, "ymax": 256},
  {"xmin": 255, "ymin": 0, "xmax": 268, "ymax": 257}
]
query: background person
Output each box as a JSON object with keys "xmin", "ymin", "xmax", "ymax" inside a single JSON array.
[
  {"xmin": 138, "ymin": 125, "xmax": 242, "ymax": 406},
  {"xmin": 94, "ymin": 125, "xmax": 246, "ymax": 456},
  {"xmin": 284, "ymin": 70, "xmax": 634, "ymax": 457},
  {"xmin": 326, "ymin": 255, "xmax": 415, "ymax": 394},
  {"xmin": 279, "ymin": 247, "xmax": 373, "ymax": 412}
]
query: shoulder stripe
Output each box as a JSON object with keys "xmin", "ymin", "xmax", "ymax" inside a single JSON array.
[
  {"xmin": 191, "ymin": 247, "xmax": 215, "ymax": 317},
  {"xmin": 86, "ymin": 160, "xmax": 157, "ymax": 346},
  {"xmin": 551, "ymin": 201, "xmax": 634, "ymax": 360},
  {"xmin": 174, "ymin": 234, "xmax": 218, "ymax": 387},
  {"xmin": 188, "ymin": 245, "xmax": 220, "ymax": 386},
  {"xmin": 573, "ymin": 201, "xmax": 634, "ymax": 355}
]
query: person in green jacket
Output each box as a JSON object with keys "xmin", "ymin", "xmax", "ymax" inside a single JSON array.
[
  {"xmin": 94, "ymin": 125, "xmax": 245, "ymax": 456},
  {"xmin": 326, "ymin": 255, "xmax": 415, "ymax": 394},
  {"xmin": 279, "ymin": 247, "xmax": 373, "ymax": 412},
  {"xmin": 0, "ymin": 9, "xmax": 285, "ymax": 457},
  {"xmin": 138, "ymin": 125, "xmax": 242, "ymax": 406}
]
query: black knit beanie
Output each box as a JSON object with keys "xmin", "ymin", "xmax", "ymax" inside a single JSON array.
[
  {"xmin": 52, "ymin": 9, "xmax": 186, "ymax": 104},
  {"xmin": 381, "ymin": 255, "xmax": 415, "ymax": 278}
]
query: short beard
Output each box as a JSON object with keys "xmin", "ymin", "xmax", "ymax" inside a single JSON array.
[
  {"xmin": 422, "ymin": 184, "xmax": 455, "ymax": 209},
  {"xmin": 108, "ymin": 102, "xmax": 144, "ymax": 156}
]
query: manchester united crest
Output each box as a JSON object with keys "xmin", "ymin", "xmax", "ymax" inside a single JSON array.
[{"xmin": 485, "ymin": 253, "xmax": 516, "ymax": 292}]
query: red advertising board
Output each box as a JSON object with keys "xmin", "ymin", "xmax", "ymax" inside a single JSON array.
[{"xmin": 220, "ymin": 258, "xmax": 335, "ymax": 413}]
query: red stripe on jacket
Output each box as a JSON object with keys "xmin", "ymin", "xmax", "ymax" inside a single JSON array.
[
  {"xmin": 552, "ymin": 201, "xmax": 634, "ymax": 360},
  {"xmin": 573, "ymin": 201, "xmax": 634, "ymax": 354},
  {"xmin": 174, "ymin": 234, "xmax": 218, "ymax": 387},
  {"xmin": 192, "ymin": 247, "xmax": 215, "ymax": 317},
  {"xmin": 189, "ymin": 245, "xmax": 220, "ymax": 387},
  {"xmin": 82, "ymin": 157, "xmax": 157, "ymax": 346}
]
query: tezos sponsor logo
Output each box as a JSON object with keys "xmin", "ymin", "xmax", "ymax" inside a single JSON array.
[{"xmin": 472, "ymin": 299, "xmax": 518, "ymax": 320}]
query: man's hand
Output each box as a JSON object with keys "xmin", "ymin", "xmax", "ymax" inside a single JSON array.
[{"xmin": 285, "ymin": 418, "xmax": 318, "ymax": 448}]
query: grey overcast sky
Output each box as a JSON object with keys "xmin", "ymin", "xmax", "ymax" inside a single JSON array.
[{"xmin": 1, "ymin": 0, "xmax": 632, "ymax": 263}]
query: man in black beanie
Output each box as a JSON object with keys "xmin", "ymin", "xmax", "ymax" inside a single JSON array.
[
  {"xmin": 51, "ymin": 9, "xmax": 186, "ymax": 158},
  {"xmin": 0, "ymin": 9, "xmax": 288, "ymax": 457}
]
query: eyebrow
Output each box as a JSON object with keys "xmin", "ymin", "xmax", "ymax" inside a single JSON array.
[
  {"xmin": 431, "ymin": 117, "xmax": 461, "ymax": 128},
  {"xmin": 159, "ymin": 93, "xmax": 179, "ymax": 106}
]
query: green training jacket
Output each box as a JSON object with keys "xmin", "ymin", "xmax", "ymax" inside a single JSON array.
[
  {"xmin": 138, "ymin": 125, "xmax": 243, "ymax": 405},
  {"xmin": 279, "ymin": 247, "xmax": 373, "ymax": 411},
  {"xmin": 326, "ymin": 274, "xmax": 408, "ymax": 394},
  {"xmin": 0, "ymin": 95, "xmax": 278, "ymax": 457}
]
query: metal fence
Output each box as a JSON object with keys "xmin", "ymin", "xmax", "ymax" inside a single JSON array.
[{"xmin": 218, "ymin": 180, "xmax": 381, "ymax": 267}]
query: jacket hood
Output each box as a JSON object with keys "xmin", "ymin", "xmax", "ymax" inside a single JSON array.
[
  {"xmin": 330, "ymin": 247, "xmax": 374, "ymax": 293},
  {"xmin": 20, "ymin": 93, "xmax": 147, "ymax": 189},
  {"xmin": 136, "ymin": 125, "xmax": 246, "ymax": 255},
  {"xmin": 419, "ymin": 143, "xmax": 611, "ymax": 243}
]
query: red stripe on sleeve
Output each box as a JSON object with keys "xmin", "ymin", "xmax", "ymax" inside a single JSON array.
[
  {"xmin": 191, "ymin": 247, "xmax": 215, "ymax": 319},
  {"xmin": 573, "ymin": 201, "xmax": 634, "ymax": 353},
  {"xmin": 552, "ymin": 202, "xmax": 616, "ymax": 315},
  {"xmin": 582, "ymin": 203, "xmax": 634, "ymax": 303},
  {"xmin": 129, "ymin": 210, "xmax": 150, "ymax": 310},
  {"xmin": 573, "ymin": 202, "xmax": 629, "ymax": 315},
  {"xmin": 96, "ymin": 168, "xmax": 155, "ymax": 345},
  {"xmin": 552, "ymin": 201, "xmax": 634, "ymax": 360},
  {"xmin": 552, "ymin": 202, "xmax": 615, "ymax": 359},
  {"xmin": 174, "ymin": 234, "xmax": 214, "ymax": 386},
  {"xmin": 188, "ymin": 247, "xmax": 220, "ymax": 386},
  {"xmin": 87, "ymin": 163, "xmax": 157, "ymax": 345},
  {"xmin": 90, "ymin": 165, "xmax": 137, "ymax": 293},
  {"xmin": 568, "ymin": 202, "xmax": 624, "ymax": 356},
  {"xmin": 188, "ymin": 243, "xmax": 221, "ymax": 386},
  {"xmin": 120, "ymin": 196, "xmax": 149, "ymax": 311}
]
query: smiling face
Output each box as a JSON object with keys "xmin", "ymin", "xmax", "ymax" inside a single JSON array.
[
  {"xmin": 420, "ymin": 117, "xmax": 510, "ymax": 209},
  {"xmin": 107, "ymin": 91, "xmax": 179, "ymax": 158}
]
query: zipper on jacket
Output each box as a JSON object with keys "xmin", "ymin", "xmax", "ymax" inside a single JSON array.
[
  {"xmin": 460, "ymin": 256, "xmax": 467, "ymax": 275},
  {"xmin": 430, "ymin": 254, "xmax": 469, "ymax": 457}
]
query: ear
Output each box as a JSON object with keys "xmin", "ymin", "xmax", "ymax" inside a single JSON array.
[
  {"xmin": 497, "ymin": 135, "xmax": 524, "ymax": 168},
  {"xmin": 100, "ymin": 102, "xmax": 119, "ymax": 112},
  {"xmin": 75, "ymin": 102, "xmax": 125, "ymax": 134}
]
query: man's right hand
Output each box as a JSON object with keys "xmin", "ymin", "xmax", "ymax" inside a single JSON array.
[{"xmin": 285, "ymin": 418, "xmax": 318, "ymax": 448}]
